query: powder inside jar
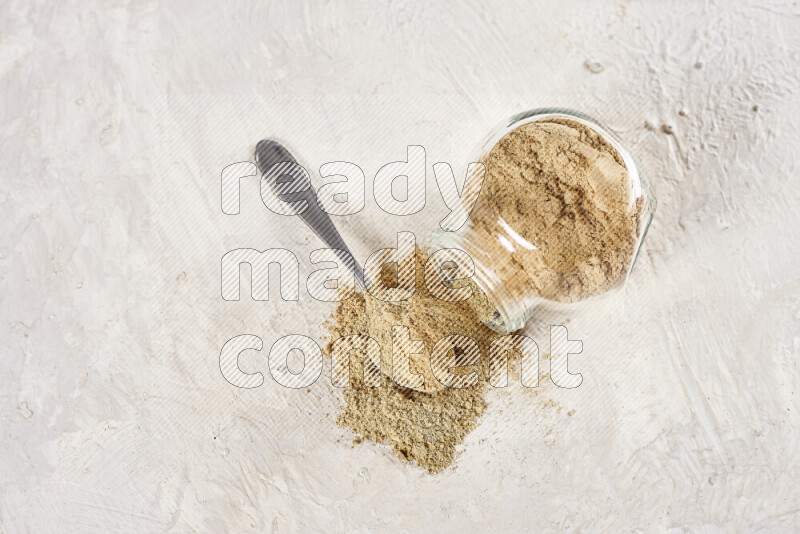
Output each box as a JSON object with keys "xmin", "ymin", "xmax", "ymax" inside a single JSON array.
[{"xmin": 472, "ymin": 118, "xmax": 643, "ymax": 304}]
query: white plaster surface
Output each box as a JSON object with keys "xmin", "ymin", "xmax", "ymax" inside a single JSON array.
[{"xmin": 1, "ymin": 0, "xmax": 799, "ymax": 531}]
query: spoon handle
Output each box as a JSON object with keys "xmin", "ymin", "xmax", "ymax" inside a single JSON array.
[{"xmin": 255, "ymin": 139, "xmax": 365, "ymax": 288}]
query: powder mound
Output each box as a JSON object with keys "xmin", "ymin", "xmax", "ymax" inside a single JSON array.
[
  {"xmin": 362, "ymin": 251, "xmax": 498, "ymax": 394},
  {"xmin": 326, "ymin": 248, "xmax": 497, "ymax": 472}
]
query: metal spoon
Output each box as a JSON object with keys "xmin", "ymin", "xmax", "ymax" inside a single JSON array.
[{"xmin": 255, "ymin": 139, "xmax": 365, "ymax": 288}]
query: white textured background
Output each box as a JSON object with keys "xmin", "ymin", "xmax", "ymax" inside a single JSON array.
[{"xmin": 2, "ymin": 0, "xmax": 799, "ymax": 531}]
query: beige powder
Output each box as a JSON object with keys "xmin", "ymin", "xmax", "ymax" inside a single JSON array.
[
  {"xmin": 326, "ymin": 248, "xmax": 497, "ymax": 472},
  {"xmin": 362, "ymin": 253, "xmax": 497, "ymax": 394},
  {"xmin": 471, "ymin": 118, "xmax": 642, "ymax": 305}
]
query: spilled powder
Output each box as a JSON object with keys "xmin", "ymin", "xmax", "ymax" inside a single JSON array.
[{"xmin": 326, "ymin": 248, "xmax": 498, "ymax": 473}]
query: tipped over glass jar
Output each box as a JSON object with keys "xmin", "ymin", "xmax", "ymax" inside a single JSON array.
[{"xmin": 430, "ymin": 108, "xmax": 656, "ymax": 334}]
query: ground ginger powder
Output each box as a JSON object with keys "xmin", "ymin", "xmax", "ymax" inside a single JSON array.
[
  {"xmin": 326, "ymin": 249, "xmax": 498, "ymax": 473},
  {"xmin": 325, "ymin": 118, "xmax": 641, "ymax": 473},
  {"xmin": 472, "ymin": 118, "xmax": 642, "ymax": 304}
]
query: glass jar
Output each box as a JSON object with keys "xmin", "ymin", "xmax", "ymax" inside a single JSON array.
[{"xmin": 430, "ymin": 108, "xmax": 656, "ymax": 334}]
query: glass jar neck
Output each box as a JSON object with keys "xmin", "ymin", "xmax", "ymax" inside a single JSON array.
[{"xmin": 429, "ymin": 226, "xmax": 533, "ymax": 334}]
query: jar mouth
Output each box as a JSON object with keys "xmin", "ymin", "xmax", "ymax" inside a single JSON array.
[{"xmin": 428, "ymin": 227, "xmax": 526, "ymax": 334}]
